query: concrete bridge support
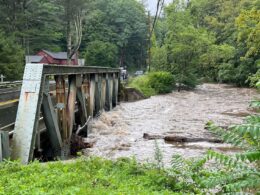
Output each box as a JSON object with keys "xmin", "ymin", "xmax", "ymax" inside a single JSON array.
[{"xmin": 11, "ymin": 64, "xmax": 120, "ymax": 164}]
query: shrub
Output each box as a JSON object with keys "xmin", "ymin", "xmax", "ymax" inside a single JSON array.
[
  {"xmin": 148, "ymin": 72, "xmax": 175, "ymax": 94},
  {"xmin": 128, "ymin": 75, "xmax": 156, "ymax": 97},
  {"xmin": 247, "ymin": 69, "xmax": 260, "ymax": 88},
  {"xmin": 129, "ymin": 71, "xmax": 175, "ymax": 97}
]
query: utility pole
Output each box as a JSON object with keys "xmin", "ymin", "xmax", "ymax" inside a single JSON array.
[{"xmin": 148, "ymin": 11, "xmax": 151, "ymax": 72}]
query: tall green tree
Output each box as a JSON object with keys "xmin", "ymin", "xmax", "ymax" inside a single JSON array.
[
  {"xmin": 152, "ymin": 0, "xmax": 259, "ymax": 87},
  {"xmin": 83, "ymin": 0, "xmax": 148, "ymax": 68},
  {"xmin": 0, "ymin": 0, "xmax": 64, "ymax": 54},
  {"xmin": 0, "ymin": 31, "xmax": 24, "ymax": 80}
]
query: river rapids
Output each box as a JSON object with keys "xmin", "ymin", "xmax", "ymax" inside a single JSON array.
[{"xmin": 84, "ymin": 83, "xmax": 259, "ymax": 165}]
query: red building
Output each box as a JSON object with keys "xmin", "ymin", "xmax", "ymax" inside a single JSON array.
[{"xmin": 25, "ymin": 50, "xmax": 78, "ymax": 65}]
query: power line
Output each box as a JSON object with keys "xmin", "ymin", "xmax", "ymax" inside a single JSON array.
[
  {"xmin": 150, "ymin": 0, "xmax": 165, "ymax": 37},
  {"xmin": 148, "ymin": 0, "xmax": 165, "ymax": 72}
]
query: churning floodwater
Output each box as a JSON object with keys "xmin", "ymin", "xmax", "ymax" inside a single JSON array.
[{"xmin": 84, "ymin": 83, "xmax": 259, "ymax": 165}]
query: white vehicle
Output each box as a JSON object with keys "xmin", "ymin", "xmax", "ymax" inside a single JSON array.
[{"xmin": 134, "ymin": 70, "xmax": 144, "ymax": 76}]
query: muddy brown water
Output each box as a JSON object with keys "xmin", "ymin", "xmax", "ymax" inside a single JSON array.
[{"xmin": 84, "ymin": 83, "xmax": 259, "ymax": 166}]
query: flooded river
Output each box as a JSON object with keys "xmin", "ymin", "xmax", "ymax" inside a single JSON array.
[{"xmin": 84, "ymin": 83, "xmax": 259, "ymax": 165}]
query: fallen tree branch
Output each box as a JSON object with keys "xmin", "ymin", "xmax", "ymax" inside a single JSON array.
[
  {"xmin": 164, "ymin": 136, "xmax": 222, "ymax": 143},
  {"xmin": 76, "ymin": 116, "xmax": 91, "ymax": 135},
  {"xmin": 143, "ymin": 133, "xmax": 222, "ymax": 143}
]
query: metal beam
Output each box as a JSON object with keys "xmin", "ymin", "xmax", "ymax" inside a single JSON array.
[
  {"xmin": 0, "ymin": 131, "xmax": 10, "ymax": 162},
  {"xmin": 43, "ymin": 65, "xmax": 119, "ymax": 75},
  {"xmin": 41, "ymin": 91, "xmax": 62, "ymax": 155},
  {"xmin": 0, "ymin": 133, "xmax": 2, "ymax": 162},
  {"xmin": 11, "ymin": 64, "xmax": 44, "ymax": 163}
]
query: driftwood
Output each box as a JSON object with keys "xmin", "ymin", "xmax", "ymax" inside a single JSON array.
[
  {"xmin": 164, "ymin": 136, "xmax": 222, "ymax": 143},
  {"xmin": 70, "ymin": 134, "xmax": 96, "ymax": 155},
  {"xmin": 143, "ymin": 133, "xmax": 222, "ymax": 143},
  {"xmin": 143, "ymin": 133, "xmax": 164, "ymax": 140},
  {"xmin": 76, "ymin": 116, "xmax": 91, "ymax": 135}
]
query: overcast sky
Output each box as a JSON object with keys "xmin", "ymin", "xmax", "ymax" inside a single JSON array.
[{"xmin": 146, "ymin": 0, "xmax": 173, "ymax": 15}]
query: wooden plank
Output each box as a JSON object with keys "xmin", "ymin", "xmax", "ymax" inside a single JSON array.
[
  {"xmin": 67, "ymin": 75, "xmax": 77, "ymax": 139},
  {"xmin": 101, "ymin": 74, "xmax": 106, "ymax": 111},
  {"xmin": 77, "ymin": 88, "xmax": 87, "ymax": 125},
  {"xmin": 112, "ymin": 73, "xmax": 118, "ymax": 107},
  {"xmin": 105, "ymin": 74, "xmax": 112, "ymax": 111},
  {"xmin": 89, "ymin": 74, "xmax": 95, "ymax": 118},
  {"xmin": 55, "ymin": 76, "xmax": 67, "ymax": 140},
  {"xmin": 94, "ymin": 74, "xmax": 101, "ymax": 116}
]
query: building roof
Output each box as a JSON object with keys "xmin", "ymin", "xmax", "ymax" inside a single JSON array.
[
  {"xmin": 42, "ymin": 50, "xmax": 76, "ymax": 60},
  {"xmin": 25, "ymin": 55, "xmax": 43, "ymax": 63}
]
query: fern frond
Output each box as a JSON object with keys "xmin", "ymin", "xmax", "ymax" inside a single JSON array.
[
  {"xmin": 246, "ymin": 115, "xmax": 260, "ymax": 124},
  {"xmin": 200, "ymin": 172, "xmax": 246, "ymax": 189},
  {"xmin": 207, "ymin": 150, "xmax": 252, "ymax": 170},
  {"xmin": 230, "ymin": 124, "xmax": 260, "ymax": 139},
  {"xmin": 250, "ymin": 100, "xmax": 260, "ymax": 108},
  {"xmin": 235, "ymin": 151, "xmax": 260, "ymax": 162},
  {"xmin": 206, "ymin": 122, "xmax": 249, "ymax": 148},
  {"xmin": 224, "ymin": 176, "xmax": 260, "ymax": 193},
  {"xmin": 190, "ymin": 157, "xmax": 207, "ymax": 171},
  {"xmin": 171, "ymin": 154, "xmax": 187, "ymax": 173}
]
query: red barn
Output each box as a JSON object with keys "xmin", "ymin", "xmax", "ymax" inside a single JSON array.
[{"xmin": 25, "ymin": 50, "xmax": 78, "ymax": 65}]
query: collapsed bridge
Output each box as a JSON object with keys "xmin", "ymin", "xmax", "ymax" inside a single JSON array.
[{"xmin": 0, "ymin": 64, "xmax": 120, "ymax": 164}]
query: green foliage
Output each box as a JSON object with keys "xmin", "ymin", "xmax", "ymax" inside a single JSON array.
[
  {"xmin": 247, "ymin": 67, "xmax": 260, "ymax": 87},
  {"xmin": 152, "ymin": 0, "xmax": 260, "ymax": 86},
  {"xmin": 83, "ymin": 0, "xmax": 148, "ymax": 68},
  {"xmin": 85, "ymin": 41, "xmax": 118, "ymax": 67},
  {"xmin": 128, "ymin": 75, "xmax": 156, "ymax": 98},
  {"xmin": 0, "ymin": 0, "xmax": 148, "ymax": 79},
  {"xmin": 128, "ymin": 71, "xmax": 175, "ymax": 97},
  {"xmin": 148, "ymin": 72, "xmax": 175, "ymax": 94},
  {"xmin": 0, "ymin": 0, "xmax": 64, "ymax": 53},
  {"xmin": 151, "ymin": 46, "xmax": 168, "ymax": 71},
  {"xmin": 168, "ymin": 154, "xmax": 209, "ymax": 194},
  {"xmin": 204, "ymin": 101, "xmax": 260, "ymax": 193},
  {"xmin": 0, "ymin": 157, "xmax": 194, "ymax": 194},
  {"xmin": 153, "ymin": 140, "xmax": 164, "ymax": 170},
  {"xmin": 0, "ymin": 31, "xmax": 24, "ymax": 80}
]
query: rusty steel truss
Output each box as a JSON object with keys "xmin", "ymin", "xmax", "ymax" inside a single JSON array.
[{"xmin": 10, "ymin": 64, "xmax": 120, "ymax": 164}]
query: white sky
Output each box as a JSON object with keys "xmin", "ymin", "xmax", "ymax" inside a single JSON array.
[{"xmin": 146, "ymin": 0, "xmax": 173, "ymax": 15}]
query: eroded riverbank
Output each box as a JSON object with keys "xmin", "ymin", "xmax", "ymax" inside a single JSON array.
[{"xmin": 84, "ymin": 84, "xmax": 259, "ymax": 165}]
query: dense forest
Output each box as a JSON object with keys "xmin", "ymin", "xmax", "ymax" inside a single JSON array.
[
  {"xmin": 0, "ymin": 0, "xmax": 259, "ymax": 86},
  {"xmin": 0, "ymin": 0, "xmax": 148, "ymax": 80},
  {"xmin": 151, "ymin": 0, "xmax": 260, "ymax": 87}
]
